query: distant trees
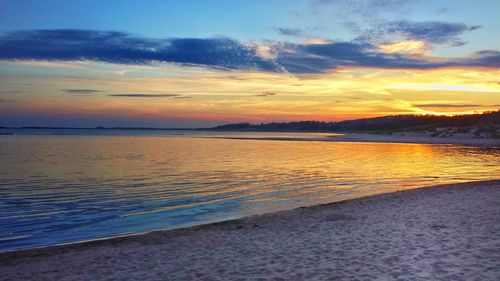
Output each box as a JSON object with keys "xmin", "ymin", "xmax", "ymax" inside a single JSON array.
[{"xmin": 211, "ymin": 110, "xmax": 500, "ymax": 133}]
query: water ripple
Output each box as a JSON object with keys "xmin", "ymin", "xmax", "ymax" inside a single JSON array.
[{"xmin": 0, "ymin": 133, "xmax": 499, "ymax": 251}]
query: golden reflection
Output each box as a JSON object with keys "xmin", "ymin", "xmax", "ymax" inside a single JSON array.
[{"xmin": 1, "ymin": 134, "xmax": 499, "ymax": 250}]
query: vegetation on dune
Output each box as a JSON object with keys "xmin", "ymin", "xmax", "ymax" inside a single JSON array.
[{"xmin": 211, "ymin": 111, "xmax": 500, "ymax": 138}]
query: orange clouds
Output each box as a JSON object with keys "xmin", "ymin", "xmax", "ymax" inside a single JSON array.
[
  {"xmin": 1, "ymin": 61, "xmax": 499, "ymax": 125},
  {"xmin": 378, "ymin": 40, "xmax": 429, "ymax": 55}
]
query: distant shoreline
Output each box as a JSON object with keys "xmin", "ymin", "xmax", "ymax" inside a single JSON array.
[
  {"xmin": 201, "ymin": 132, "xmax": 500, "ymax": 147},
  {"xmin": 1, "ymin": 180, "xmax": 498, "ymax": 280},
  {"xmin": 0, "ymin": 127, "xmax": 201, "ymax": 131},
  {"xmin": 2, "ymin": 110, "xmax": 498, "ymax": 133},
  {"xmin": 2, "ymin": 127, "xmax": 499, "ymax": 146},
  {"xmin": 327, "ymin": 133, "xmax": 500, "ymax": 146}
]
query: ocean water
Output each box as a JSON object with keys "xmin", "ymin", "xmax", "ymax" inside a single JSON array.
[{"xmin": 0, "ymin": 129, "xmax": 499, "ymax": 252}]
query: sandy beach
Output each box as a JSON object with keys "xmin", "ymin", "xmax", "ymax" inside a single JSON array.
[{"xmin": 0, "ymin": 180, "xmax": 498, "ymax": 280}]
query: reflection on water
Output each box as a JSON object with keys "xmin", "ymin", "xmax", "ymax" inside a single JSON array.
[{"xmin": 0, "ymin": 131, "xmax": 499, "ymax": 251}]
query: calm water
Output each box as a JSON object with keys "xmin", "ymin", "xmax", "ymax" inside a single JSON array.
[{"xmin": 0, "ymin": 129, "xmax": 499, "ymax": 252}]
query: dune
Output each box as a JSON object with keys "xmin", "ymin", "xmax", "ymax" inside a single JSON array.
[{"xmin": 0, "ymin": 180, "xmax": 499, "ymax": 280}]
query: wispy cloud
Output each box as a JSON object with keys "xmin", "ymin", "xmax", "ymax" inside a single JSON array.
[
  {"xmin": 349, "ymin": 20, "xmax": 480, "ymax": 47},
  {"xmin": 62, "ymin": 89, "xmax": 102, "ymax": 94},
  {"xmin": 275, "ymin": 27, "xmax": 304, "ymax": 36},
  {"xmin": 255, "ymin": 92, "xmax": 277, "ymax": 97},
  {"xmin": 414, "ymin": 103, "xmax": 482, "ymax": 108},
  {"xmin": 313, "ymin": 0, "xmax": 413, "ymax": 19},
  {"xmin": 108, "ymin": 93, "xmax": 180, "ymax": 98},
  {"xmin": 0, "ymin": 90, "xmax": 25, "ymax": 94},
  {"xmin": 385, "ymin": 21, "xmax": 481, "ymax": 46}
]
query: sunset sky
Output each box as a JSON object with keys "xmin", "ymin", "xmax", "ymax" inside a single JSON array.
[{"xmin": 1, "ymin": 0, "xmax": 499, "ymax": 127}]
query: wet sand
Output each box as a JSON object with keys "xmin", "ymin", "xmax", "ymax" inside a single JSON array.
[{"xmin": 1, "ymin": 180, "xmax": 499, "ymax": 280}]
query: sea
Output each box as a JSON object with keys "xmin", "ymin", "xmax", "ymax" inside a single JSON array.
[{"xmin": 0, "ymin": 128, "xmax": 499, "ymax": 252}]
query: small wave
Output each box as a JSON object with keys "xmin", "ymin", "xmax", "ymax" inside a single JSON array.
[{"xmin": 0, "ymin": 235, "xmax": 33, "ymax": 242}]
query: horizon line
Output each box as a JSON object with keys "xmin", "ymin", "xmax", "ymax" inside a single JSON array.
[{"xmin": 1, "ymin": 111, "xmax": 497, "ymax": 130}]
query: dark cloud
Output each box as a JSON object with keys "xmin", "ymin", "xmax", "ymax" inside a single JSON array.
[
  {"xmin": 0, "ymin": 29, "xmax": 499, "ymax": 74},
  {"xmin": 462, "ymin": 50, "xmax": 500, "ymax": 68},
  {"xmin": 0, "ymin": 98, "xmax": 10, "ymax": 102},
  {"xmin": 63, "ymin": 89, "xmax": 102, "ymax": 94},
  {"xmin": 256, "ymin": 92, "xmax": 277, "ymax": 97},
  {"xmin": 275, "ymin": 28, "xmax": 304, "ymax": 36},
  {"xmin": 274, "ymin": 41, "xmax": 447, "ymax": 73},
  {"xmin": 276, "ymin": 41, "xmax": 500, "ymax": 73},
  {"xmin": 386, "ymin": 21, "xmax": 481, "ymax": 46},
  {"xmin": 414, "ymin": 104, "xmax": 482, "ymax": 108},
  {"xmin": 349, "ymin": 20, "xmax": 480, "ymax": 47},
  {"xmin": 0, "ymin": 29, "xmax": 279, "ymax": 72},
  {"xmin": 108, "ymin": 93, "xmax": 180, "ymax": 98}
]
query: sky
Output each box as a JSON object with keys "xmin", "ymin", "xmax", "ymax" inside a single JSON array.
[{"xmin": 0, "ymin": 0, "xmax": 499, "ymax": 127}]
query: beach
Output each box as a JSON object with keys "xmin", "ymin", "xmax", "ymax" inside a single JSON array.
[{"xmin": 1, "ymin": 180, "xmax": 498, "ymax": 280}]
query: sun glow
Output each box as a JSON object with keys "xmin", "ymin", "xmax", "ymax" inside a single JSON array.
[
  {"xmin": 1, "ymin": 60, "xmax": 499, "ymax": 124},
  {"xmin": 378, "ymin": 40, "xmax": 428, "ymax": 55}
]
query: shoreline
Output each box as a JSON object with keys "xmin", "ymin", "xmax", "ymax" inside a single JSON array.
[
  {"xmin": 3, "ymin": 130, "xmax": 499, "ymax": 147},
  {"xmin": 328, "ymin": 133, "xmax": 500, "ymax": 147},
  {"xmin": 1, "ymin": 180, "xmax": 499, "ymax": 280},
  {"xmin": 201, "ymin": 132, "xmax": 500, "ymax": 147}
]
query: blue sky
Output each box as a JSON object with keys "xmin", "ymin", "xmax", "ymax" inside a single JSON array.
[
  {"xmin": 0, "ymin": 0, "xmax": 499, "ymax": 127},
  {"xmin": 0, "ymin": 1, "xmax": 307, "ymax": 39},
  {"xmin": 2, "ymin": 0, "xmax": 499, "ymax": 52}
]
